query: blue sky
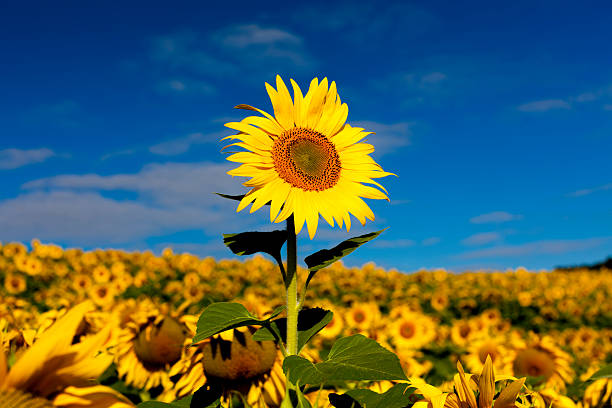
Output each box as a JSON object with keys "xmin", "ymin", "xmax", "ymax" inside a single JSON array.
[{"xmin": 1, "ymin": 0, "xmax": 611, "ymax": 271}]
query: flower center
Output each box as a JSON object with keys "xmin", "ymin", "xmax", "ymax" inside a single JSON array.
[
  {"xmin": 399, "ymin": 322, "xmax": 416, "ymax": 339},
  {"xmin": 202, "ymin": 327, "xmax": 277, "ymax": 381},
  {"xmin": 272, "ymin": 127, "xmax": 340, "ymax": 191},
  {"xmin": 353, "ymin": 310, "xmax": 366, "ymax": 324},
  {"xmin": 133, "ymin": 317, "xmax": 186, "ymax": 369},
  {"xmin": 513, "ymin": 348, "xmax": 555, "ymax": 382},
  {"xmin": 0, "ymin": 389, "xmax": 53, "ymax": 408},
  {"xmin": 478, "ymin": 343, "xmax": 499, "ymax": 363}
]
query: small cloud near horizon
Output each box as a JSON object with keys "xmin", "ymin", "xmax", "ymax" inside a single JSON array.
[
  {"xmin": 461, "ymin": 232, "xmax": 503, "ymax": 246},
  {"xmin": 470, "ymin": 211, "xmax": 523, "ymax": 224},
  {"xmin": 457, "ymin": 237, "xmax": 608, "ymax": 259}
]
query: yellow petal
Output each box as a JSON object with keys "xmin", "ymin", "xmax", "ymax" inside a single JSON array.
[
  {"xmin": 304, "ymin": 191, "xmax": 319, "ymax": 239},
  {"xmin": 292, "ymin": 189, "xmax": 307, "ymax": 235},
  {"xmin": 479, "ymin": 355, "xmax": 495, "ymax": 408},
  {"xmin": 456, "ymin": 361, "xmax": 478, "ymax": 408},
  {"xmin": 290, "ymin": 79, "xmax": 305, "ymax": 127},
  {"xmin": 275, "ymin": 188, "xmax": 297, "ymax": 223},
  {"xmin": 242, "ymin": 115, "xmax": 283, "ymax": 136},
  {"xmin": 7, "ymin": 302, "xmax": 97, "ymax": 396},
  {"xmin": 224, "ymin": 122, "xmax": 274, "ymax": 149},
  {"xmin": 269, "ymin": 180, "xmax": 291, "ymax": 222},
  {"xmin": 306, "ymin": 78, "xmax": 329, "ymax": 129},
  {"xmin": 493, "ymin": 378, "xmax": 525, "ymax": 408}
]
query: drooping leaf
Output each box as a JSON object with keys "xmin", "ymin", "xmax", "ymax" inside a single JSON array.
[
  {"xmin": 215, "ymin": 192, "xmax": 245, "ymax": 202},
  {"xmin": 329, "ymin": 384, "xmax": 414, "ymax": 408},
  {"xmin": 304, "ymin": 229, "xmax": 386, "ymax": 288},
  {"xmin": 328, "ymin": 393, "xmax": 363, "ymax": 408},
  {"xmin": 588, "ymin": 363, "xmax": 612, "ymax": 380},
  {"xmin": 223, "ymin": 230, "xmax": 287, "ymax": 257},
  {"xmin": 193, "ymin": 302, "xmax": 283, "ymax": 344},
  {"xmin": 253, "ymin": 308, "xmax": 333, "ymax": 351},
  {"xmin": 283, "ymin": 334, "xmax": 407, "ymax": 386}
]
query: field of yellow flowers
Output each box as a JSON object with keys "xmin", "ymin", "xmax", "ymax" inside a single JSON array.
[{"xmin": 1, "ymin": 239, "xmax": 611, "ymax": 408}]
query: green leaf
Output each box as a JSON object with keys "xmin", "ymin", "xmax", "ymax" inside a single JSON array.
[
  {"xmin": 588, "ymin": 363, "xmax": 612, "ymax": 380},
  {"xmin": 329, "ymin": 384, "xmax": 415, "ymax": 408},
  {"xmin": 304, "ymin": 229, "xmax": 386, "ymax": 288},
  {"xmin": 137, "ymin": 395, "xmax": 194, "ymax": 408},
  {"xmin": 253, "ymin": 308, "xmax": 333, "ymax": 352},
  {"xmin": 223, "ymin": 230, "xmax": 287, "ymax": 257},
  {"xmin": 193, "ymin": 302, "xmax": 283, "ymax": 344},
  {"xmin": 283, "ymin": 334, "xmax": 407, "ymax": 386}
]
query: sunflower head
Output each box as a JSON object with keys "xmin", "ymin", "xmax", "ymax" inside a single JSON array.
[
  {"xmin": 133, "ymin": 316, "xmax": 186, "ymax": 370},
  {"xmin": 201, "ymin": 326, "xmax": 277, "ymax": 381},
  {"xmin": 224, "ymin": 75, "xmax": 395, "ymax": 239}
]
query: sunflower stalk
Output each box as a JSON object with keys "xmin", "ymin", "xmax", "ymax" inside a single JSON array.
[{"xmin": 285, "ymin": 215, "xmax": 298, "ymax": 356}]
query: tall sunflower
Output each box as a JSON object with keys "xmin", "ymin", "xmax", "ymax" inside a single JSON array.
[{"xmin": 223, "ymin": 75, "xmax": 394, "ymax": 239}]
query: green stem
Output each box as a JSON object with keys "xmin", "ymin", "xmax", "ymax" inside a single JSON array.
[{"xmin": 286, "ymin": 215, "xmax": 298, "ymax": 356}]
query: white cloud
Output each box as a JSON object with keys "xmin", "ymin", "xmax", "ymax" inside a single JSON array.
[
  {"xmin": 352, "ymin": 120, "xmax": 413, "ymax": 156},
  {"xmin": 566, "ymin": 182, "xmax": 612, "ymax": 197},
  {"xmin": 3, "ymin": 162, "xmax": 272, "ymax": 245},
  {"xmin": 470, "ymin": 211, "xmax": 523, "ymax": 224},
  {"xmin": 458, "ymin": 238, "xmax": 608, "ymax": 259},
  {"xmin": 0, "ymin": 148, "xmax": 55, "ymax": 170},
  {"xmin": 422, "ymin": 237, "xmax": 441, "ymax": 246},
  {"xmin": 517, "ymin": 99, "xmax": 571, "ymax": 112},
  {"xmin": 461, "ymin": 232, "xmax": 502, "ymax": 246}
]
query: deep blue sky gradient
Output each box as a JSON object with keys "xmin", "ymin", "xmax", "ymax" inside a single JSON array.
[{"xmin": 1, "ymin": 0, "xmax": 611, "ymax": 271}]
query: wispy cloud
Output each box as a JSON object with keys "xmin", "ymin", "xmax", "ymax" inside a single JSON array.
[
  {"xmin": 458, "ymin": 238, "xmax": 608, "ymax": 259},
  {"xmin": 352, "ymin": 120, "xmax": 413, "ymax": 156},
  {"xmin": 470, "ymin": 211, "xmax": 523, "ymax": 224},
  {"xmin": 218, "ymin": 24, "xmax": 301, "ymax": 48},
  {"xmin": 158, "ymin": 78, "xmax": 215, "ymax": 94},
  {"xmin": 149, "ymin": 131, "xmax": 226, "ymax": 156},
  {"xmin": 371, "ymin": 238, "xmax": 416, "ymax": 249},
  {"xmin": 0, "ymin": 148, "xmax": 55, "ymax": 170},
  {"xmin": 517, "ymin": 99, "xmax": 571, "ymax": 112},
  {"xmin": 461, "ymin": 232, "xmax": 503, "ymax": 246},
  {"xmin": 566, "ymin": 182, "xmax": 612, "ymax": 197},
  {"xmin": 422, "ymin": 237, "xmax": 441, "ymax": 246},
  {"xmin": 151, "ymin": 25, "xmax": 314, "ymax": 83}
]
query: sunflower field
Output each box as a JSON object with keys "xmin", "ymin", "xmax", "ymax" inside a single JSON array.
[{"xmin": 1, "ymin": 239, "xmax": 611, "ymax": 408}]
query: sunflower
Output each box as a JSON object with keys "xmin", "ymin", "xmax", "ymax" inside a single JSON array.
[
  {"xmin": 223, "ymin": 75, "xmax": 394, "ymax": 239},
  {"xmin": 583, "ymin": 375, "xmax": 612, "ymax": 408},
  {"xmin": 200, "ymin": 327, "xmax": 285, "ymax": 408},
  {"xmin": 4, "ymin": 273, "xmax": 26, "ymax": 295},
  {"xmin": 387, "ymin": 311, "xmax": 436, "ymax": 350},
  {"xmin": 113, "ymin": 299, "xmax": 198, "ymax": 400},
  {"xmin": 505, "ymin": 334, "xmax": 573, "ymax": 391},
  {"xmin": 344, "ymin": 302, "xmax": 381, "ymax": 335},
  {"xmin": 410, "ymin": 356, "xmax": 526, "ymax": 408},
  {"xmin": 464, "ymin": 338, "xmax": 508, "ymax": 375},
  {"xmin": 0, "ymin": 301, "xmax": 133, "ymax": 408}
]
